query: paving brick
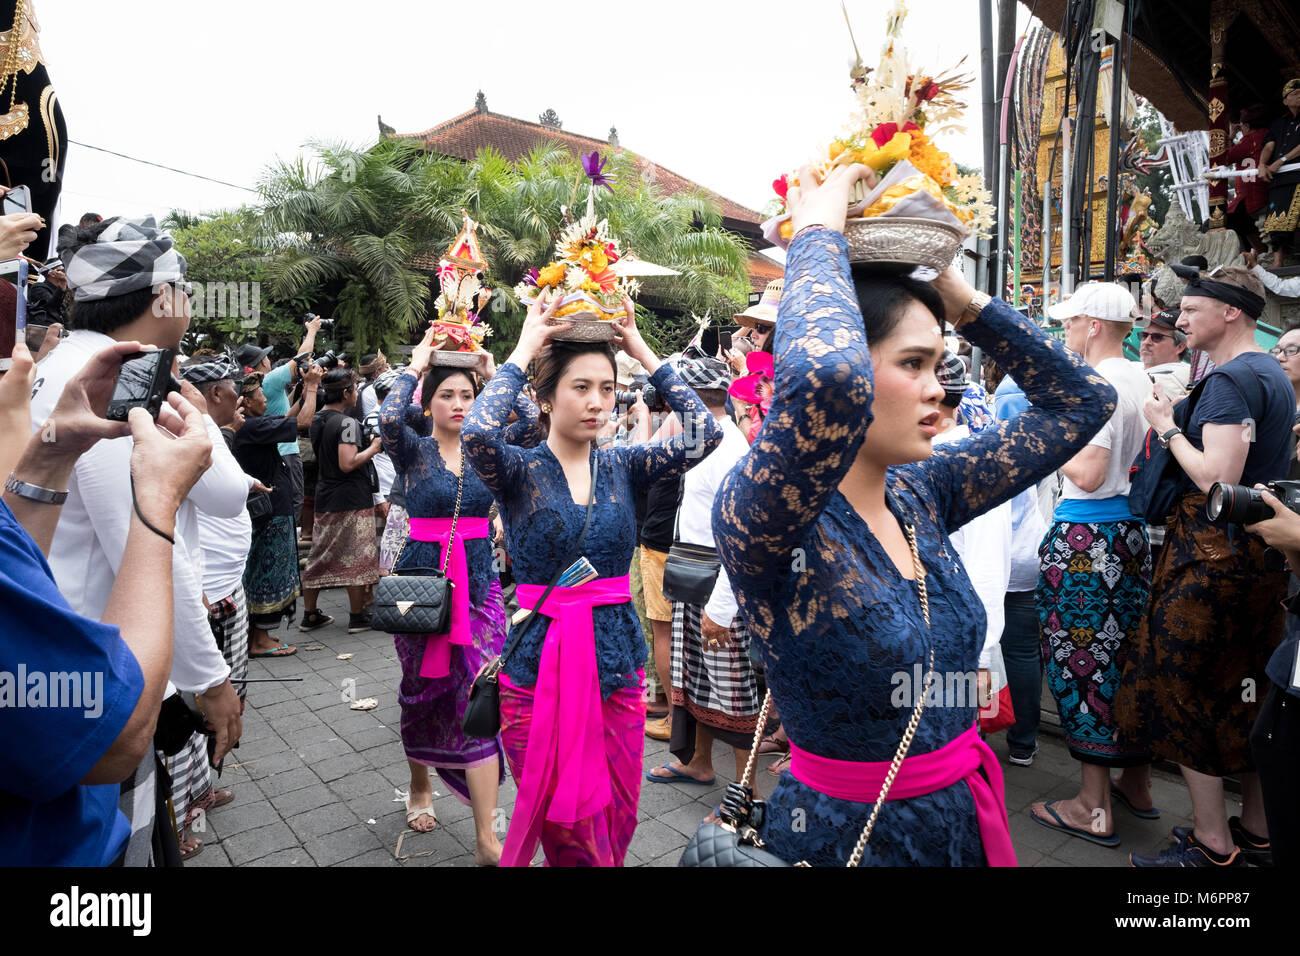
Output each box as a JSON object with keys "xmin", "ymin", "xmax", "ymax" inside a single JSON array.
[
  {"xmin": 263, "ymin": 710, "xmax": 327, "ymax": 735},
  {"xmin": 627, "ymin": 818, "xmax": 686, "ymax": 862},
  {"xmin": 337, "ymin": 848, "xmax": 399, "ymax": 867},
  {"xmin": 271, "ymin": 785, "xmax": 337, "ymax": 818},
  {"xmin": 242, "ymin": 749, "xmax": 307, "ymax": 781},
  {"xmin": 294, "ymin": 737, "xmax": 354, "ymax": 762},
  {"xmin": 303, "ymin": 823, "xmax": 385, "ymax": 866},
  {"xmin": 204, "ymin": 799, "xmax": 281, "ymax": 839},
  {"xmin": 657, "ymin": 800, "xmax": 715, "ymax": 838},
  {"xmin": 256, "ymin": 766, "xmax": 321, "ymax": 798},
  {"xmin": 314, "ymin": 752, "xmax": 372, "ymax": 783},
  {"xmin": 287, "ymin": 803, "xmax": 361, "ymax": 841},
  {"xmin": 257, "ymin": 699, "xmax": 310, "ymax": 721},
  {"xmin": 224, "ymin": 821, "xmax": 300, "ymax": 865},
  {"xmin": 281, "ymin": 724, "xmax": 341, "ymax": 749},
  {"xmin": 329, "ymin": 772, "xmax": 398, "ymax": 802},
  {"xmin": 235, "ymin": 733, "xmax": 291, "ymax": 760},
  {"xmin": 247, "ymin": 849, "xmax": 318, "ymax": 866},
  {"xmin": 348, "ymin": 727, "xmax": 400, "ymax": 752},
  {"xmin": 183, "ymin": 841, "xmax": 231, "ymax": 867}
]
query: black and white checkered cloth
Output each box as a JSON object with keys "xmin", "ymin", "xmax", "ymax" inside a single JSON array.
[
  {"xmin": 670, "ymin": 600, "xmax": 760, "ymax": 719},
  {"xmin": 182, "ymin": 354, "xmax": 243, "ymax": 387},
  {"xmin": 161, "ymin": 732, "xmax": 212, "ymax": 833},
  {"xmin": 57, "ymin": 215, "xmax": 187, "ymax": 302}
]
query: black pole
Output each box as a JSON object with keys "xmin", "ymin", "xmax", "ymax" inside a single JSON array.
[
  {"xmin": 1101, "ymin": 4, "xmax": 1128, "ymax": 281},
  {"xmin": 980, "ymin": 0, "xmax": 997, "ymax": 294},
  {"xmin": 994, "ymin": 0, "xmax": 1017, "ymax": 301}
]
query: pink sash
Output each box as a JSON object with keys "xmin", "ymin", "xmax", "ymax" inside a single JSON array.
[
  {"xmin": 407, "ymin": 516, "xmax": 490, "ymax": 679},
  {"xmin": 499, "ymin": 575, "xmax": 631, "ymax": 868},
  {"xmin": 789, "ymin": 724, "xmax": 1017, "ymax": 866}
]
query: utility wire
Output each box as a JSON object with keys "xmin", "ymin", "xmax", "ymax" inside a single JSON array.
[{"xmin": 67, "ymin": 139, "xmax": 258, "ymax": 193}]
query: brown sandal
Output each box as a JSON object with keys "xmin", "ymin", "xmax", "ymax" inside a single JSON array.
[{"xmin": 767, "ymin": 752, "xmax": 792, "ymax": 776}]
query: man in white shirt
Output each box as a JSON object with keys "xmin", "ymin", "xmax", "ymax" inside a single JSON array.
[
  {"xmin": 644, "ymin": 358, "xmax": 757, "ymax": 794},
  {"xmin": 1030, "ymin": 282, "xmax": 1157, "ymax": 849},
  {"xmin": 1138, "ymin": 308, "xmax": 1190, "ymax": 402},
  {"xmin": 30, "ymin": 217, "xmax": 248, "ymax": 863}
]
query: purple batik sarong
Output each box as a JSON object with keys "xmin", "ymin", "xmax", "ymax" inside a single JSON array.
[{"xmin": 393, "ymin": 579, "xmax": 507, "ymax": 803}]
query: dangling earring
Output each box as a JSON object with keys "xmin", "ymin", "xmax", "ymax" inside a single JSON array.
[{"xmin": 540, "ymin": 401, "xmax": 552, "ymax": 414}]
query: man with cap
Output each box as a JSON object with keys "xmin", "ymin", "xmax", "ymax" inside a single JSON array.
[
  {"xmin": 29, "ymin": 215, "xmax": 250, "ymax": 865},
  {"xmin": 1115, "ymin": 264, "xmax": 1292, "ymax": 866},
  {"xmin": 1261, "ymin": 78, "xmax": 1300, "ymax": 268},
  {"xmin": 1139, "ymin": 308, "xmax": 1190, "ymax": 402},
  {"xmin": 26, "ymin": 257, "xmax": 68, "ymax": 329},
  {"xmin": 1030, "ymin": 281, "xmax": 1157, "ymax": 850},
  {"xmin": 236, "ymin": 315, "xmax": 324, "ymax": 540}
]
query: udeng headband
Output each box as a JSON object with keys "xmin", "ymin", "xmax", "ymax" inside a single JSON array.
[{"xmin": 1172, "ymin": 265, "xmax": 1265, "ymax": 319}]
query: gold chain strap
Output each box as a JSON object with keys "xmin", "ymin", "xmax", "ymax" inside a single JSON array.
[
  {"xmin": 845, "ymin": 523, "xmax": 932, "ymax": 867},
  {"xmin": 1, "ymin": 1, "xmax": 26, "ymax": 112},
  {"xmin": 738, "ymin": 521, "xmax": 935, "ymax": 867},
  {"xmin": 390, "ymin": 447, "xmax": 464, "ymax": 574}
]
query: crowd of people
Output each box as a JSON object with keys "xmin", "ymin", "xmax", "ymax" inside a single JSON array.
[{"xmin": 2, "ymin": 152, "xmax": 1299, "ymax": 869}]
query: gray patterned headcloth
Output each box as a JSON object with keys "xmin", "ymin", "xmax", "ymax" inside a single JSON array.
[
  {"xmin": 56, "ymin": 215, "xmax": 188, "ymax": 303},
  {"xmin": 675, "ymin": 355, "xmax": 731, "ymax": 392},
  {"xmin": 180, "ymin": 353, "xmax": 242, "ymax": 387}
]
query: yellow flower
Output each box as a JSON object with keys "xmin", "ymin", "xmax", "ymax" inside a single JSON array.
[
  {"xmin": 907, "ymin": 131, "xmax": 956, "ymax": 186},
  {"xmin": 537, "ymin": 263, "xmax": 566, "ymax": 288},
  {"xmin": 579, "ymin": 245, "xmax": 609, "ymax": 274}
]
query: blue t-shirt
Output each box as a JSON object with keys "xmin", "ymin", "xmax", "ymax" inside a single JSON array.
[
  {"xmin": 1186, "ymin": 352, "xmax": 1294, "ymax": 487},
  {"xmin": 993, "ymin": 376, "xmax": 1030, "ymax": 422},
  {"xmin": 0, "ymin": 500, "xmax": 144, "ymax": 866},
  {"xmin": 262, "ymin": 362, "xmax": 299, "ymax": 458}
]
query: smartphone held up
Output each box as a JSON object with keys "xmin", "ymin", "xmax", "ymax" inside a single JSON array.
[{"xmin": 0, "ymin": 257, "xmax": 30, "ymax": 372}]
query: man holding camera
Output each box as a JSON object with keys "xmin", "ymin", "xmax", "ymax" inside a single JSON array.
[
  {"xmin": 28, "ymin": 216, "xmax": 250, "ymax": 865},
  {"xmin": 235, "ymin": 314, "xmax": 325, "ymax": 536},
  {"xmin": 1116, "ymin": 265, "xmax": 1293, "ymax": 867}
]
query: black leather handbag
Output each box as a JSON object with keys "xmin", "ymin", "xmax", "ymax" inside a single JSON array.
[
  {"xmin": 679, "ymin": 521, "xmax": 935, "ymax": 868},
  {"xmin": 463, "ymin": 458, "xmax": 596, "ymax": 740},
  {"xmin": 661, "ymin": 541, "xmax": 722, "ymax": 606},
  {"xmin": 661, "ymin": 482, "xmax": 722, "ymax": 606},
  {"xmin": 371, "ymin": 460, "xmax": 463, "ymax": 636}
]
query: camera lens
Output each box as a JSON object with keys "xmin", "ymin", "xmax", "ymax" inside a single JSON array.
[{"xmin": 1207, "ymin": 482, "xmax": 1270, "ymax": 524}]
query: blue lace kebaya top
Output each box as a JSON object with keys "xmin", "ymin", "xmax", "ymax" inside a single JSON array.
[
  {"xmin": 463, "ymin": 360, "xmax": 722, "ymax": 699},
  {"xmin": 714, "ymin": 228, "xmax": 1115, "ymax": 866},
  {"xmin": 379, "ymin": 370, "xmax": 540, "ymax": 606}
]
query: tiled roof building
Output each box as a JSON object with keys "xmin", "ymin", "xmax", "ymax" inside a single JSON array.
[{"xmin": 386, "ymin": 94, "xmax": 779, "ymax": 295}]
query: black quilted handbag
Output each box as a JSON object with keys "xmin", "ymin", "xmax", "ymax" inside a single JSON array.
[
  {"xmin": 372, "ymin": 459, "xmax": 463, "ymax": 636},
  {"xmin": 680, "ymin": 521, "xmax": 936, "ymax": 869}
]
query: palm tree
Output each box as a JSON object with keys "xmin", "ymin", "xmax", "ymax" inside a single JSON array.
[{"xmin": 259, "ymin": 138, "xmax": 441, "ymax": 354}]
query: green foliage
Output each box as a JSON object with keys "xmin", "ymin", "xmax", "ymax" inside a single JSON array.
[
  {"xmin": 168, "ymin": 208, "xmax": 308, "ymax": 352},
  {"xmin": 258, "ymin": 137, "xmax": 753, "ymax": 362}
]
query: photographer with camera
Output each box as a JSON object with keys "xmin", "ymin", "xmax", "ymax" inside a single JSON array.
[
  {"xmin": 1237, "ymin": 486, "xmax": 1300, "ymax": 867},
  {"xmin": 2, "ymin": 336, "xmax": 214, "ymax": 865},
  {"xmin": 235, "ymin": 313, "xmax": 327, "ymax": 534},
  {"xmin": 1116, "ymin": 265, "xmax": 1293, "ymax": 867},
  {"xmin": 29, "ymin": 216, "xmax": 249, "ymax": 865}
]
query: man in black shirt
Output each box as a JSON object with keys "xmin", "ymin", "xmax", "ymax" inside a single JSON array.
[
  {"xmin": 301, "ymin": 370, "xmax": 384, "ymax": 633},
  {"xmin": 1261, "ymin": 78, "xmax": 1300, "ymax": 267},
  {"xmin": 26, "ymin": 258, "xmax": 68, "ymax": 328}
]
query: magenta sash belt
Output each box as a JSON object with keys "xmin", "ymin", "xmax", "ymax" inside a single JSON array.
[
  {"xmin": 499, "ymin": 574, "xmax": 631, "ymax": 868},
  {"xmin": 407, "ymin": 516, "xmax": 490, "ymax": 679},
  {"xmin": 789, "ymin": 724, "xmax": 1017, "ymax": 866}
]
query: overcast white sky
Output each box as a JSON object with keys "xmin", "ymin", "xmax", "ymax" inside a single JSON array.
[{"xmin": 37, "ymin": 0, "xmax": 1035, "ymax": 249}]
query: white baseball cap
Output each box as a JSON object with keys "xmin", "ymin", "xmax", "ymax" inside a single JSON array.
[{"xmin": 1046, "ymin": 282, "xmax": 1137, "ymax": 323}]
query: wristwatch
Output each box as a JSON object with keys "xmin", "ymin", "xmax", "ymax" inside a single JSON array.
[
  {"xmin": 1158, "ymin": 426, "xmax": 1182, "ymax": 448},
  {"xmin": 962, "ymin": 291, "xmax": 992, "ymax": 324},
  {"xmin": 4, "ymin": 473, "xmax": 69, "ymax": 505}
]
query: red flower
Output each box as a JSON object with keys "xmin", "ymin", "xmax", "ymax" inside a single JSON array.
[
  {"xmin": 903, "ymin": 121, "xmax": 921, "ymax": 132},
  {"xmin": 772, "ymin": 174, "xmax": 789, "ymax": 199},
  {"xmin": 604, "ymin": 242, "xmax": 619, "ymax": 264},
  {"xmin": 870, "ymin": 123, "xmax": 900, "ymax": 147},
  {"xmin": 918, "ymin": 81, "xmax": 940, "ymax": 101}
]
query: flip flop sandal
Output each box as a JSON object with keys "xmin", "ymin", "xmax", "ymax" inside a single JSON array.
[
  {"xmin": 767, "ymin": 752, "xmax": 793, "ymax": 776},
  {"xmin": 405, "ymin": 796, "xmax": 437, "ymax": 832},
  {"xmin": 1110, "ymin": 783, "xmax": 1160, "ymax": 820},
  {"xmin": 644, "ymin": 764, "xmax": 716, "ymax": 786},
  {"xmin": 179, "ymin": 834, "xmax": 203, "ymax": 862},
  {"xmin": 250, "ymin": 642, "xmax": 297, "ymax": 658},
  {"xmin": 1029, "ymin": 800, "xmax": 1120, "ymax": 848},
  {"xmin": 755, "ymin": 734, "xmax": 789, "ymax": 756}
]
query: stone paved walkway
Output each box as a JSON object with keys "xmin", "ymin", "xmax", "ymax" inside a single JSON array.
[{"xmin": 189, "ymin": 586, "xmax": 1238, "ymax": 868}]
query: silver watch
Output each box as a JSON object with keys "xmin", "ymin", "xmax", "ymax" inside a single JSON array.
[{"xmin": 4, "ymin": 474, "xmax": 69, "ymax": 505}]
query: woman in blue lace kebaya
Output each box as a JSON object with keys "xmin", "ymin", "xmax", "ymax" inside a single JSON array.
[
  {"xmin": 714, "ymin": 164, "xmax": 1116, "ymax": 866},
  {"xmin": 463, "ymin": 292, "xmax": 721, "ymax": 867},
  {"xmin": 379, "ymin": 326, "xmax": 540, "ymax": 867}
]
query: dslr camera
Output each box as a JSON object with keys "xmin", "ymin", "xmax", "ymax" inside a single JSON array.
[
  {"xmin": 641, "ymin": 382, "xmax": 668, "ymax": 413},
  {"xmin": 295, "ymin": 348, "xmax": 341, "ymax": 373},
  {"xmin": 1207, "ymin": 480, "xmax": 1300, "ymax": 525},
  {"xmin": 304, "ymin": 312, "xmax": 335, "ymax": 329}
]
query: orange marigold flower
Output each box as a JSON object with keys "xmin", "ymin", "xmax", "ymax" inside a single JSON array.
[{"xmin": 537, "ymin": 263, "xmax": 566, "ymax": 288}]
